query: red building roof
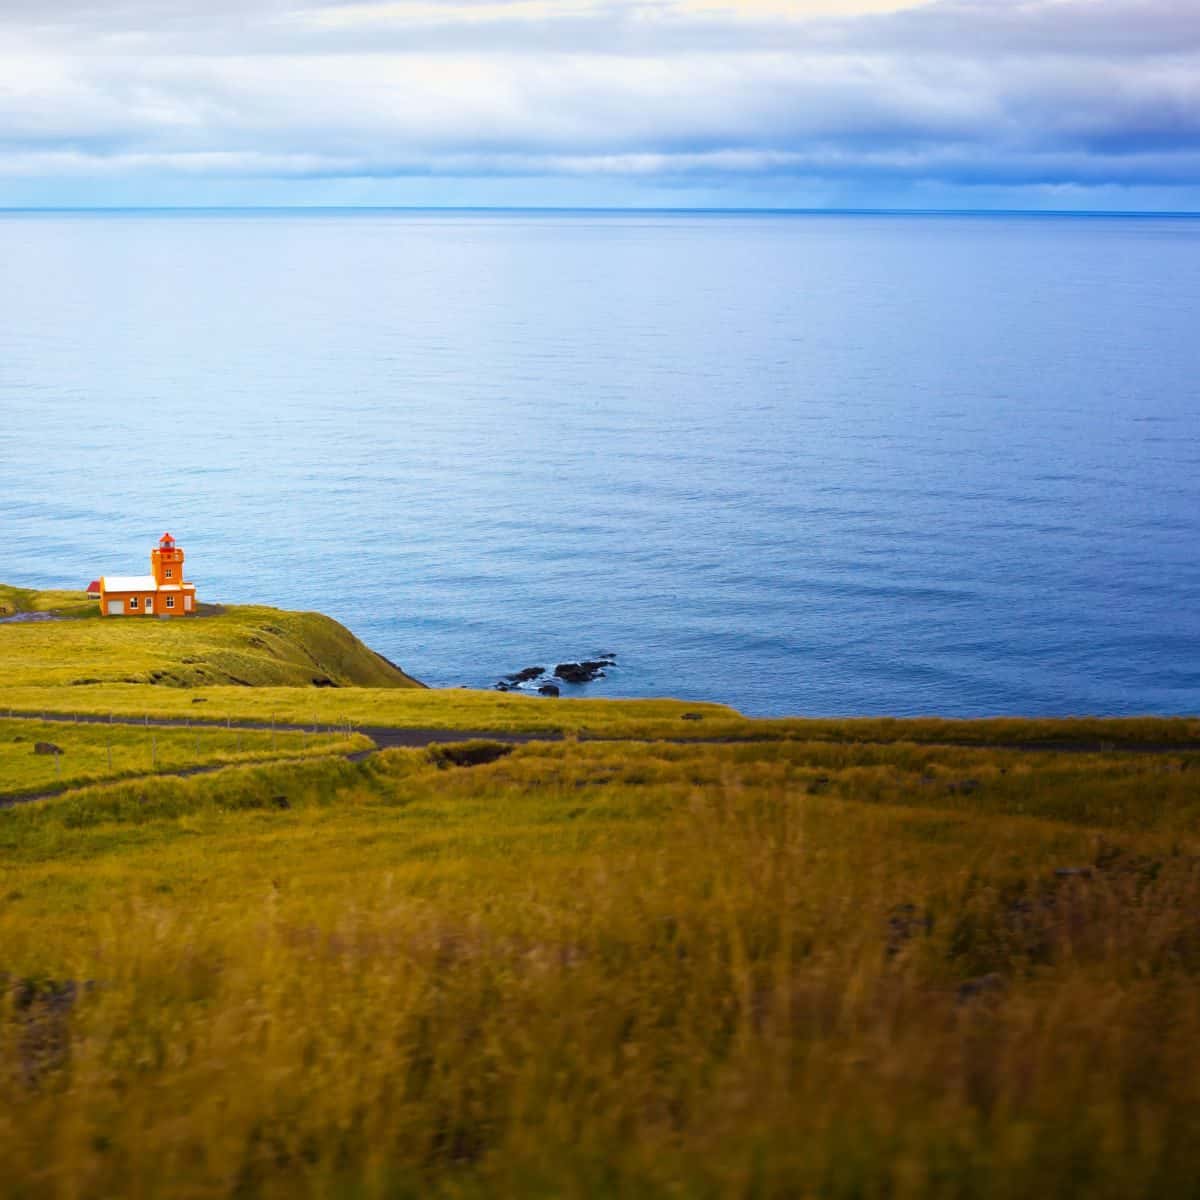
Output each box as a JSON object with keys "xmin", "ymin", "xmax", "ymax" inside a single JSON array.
[{"xmin": 86, "ymin": 580, "xmax": 101, "ymax": 594}]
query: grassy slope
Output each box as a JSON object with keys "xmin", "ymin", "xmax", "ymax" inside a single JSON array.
[
  {"xmin": 0, "ymin": 718, "xmax": 372, "ymax": 797},
  {"xmin": 0, "ymin": 586, "xmax": 423, "ymax": 689},
  {"xmin": 0, "ymin": 583, "xmax": 94, "ymax": 618},
  {"xmin": 2, "ymin": 738, "xmax": 1200, "ymax": 1197}
]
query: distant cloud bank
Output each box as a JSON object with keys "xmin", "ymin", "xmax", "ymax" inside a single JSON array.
[{"xmin": 1, "ymin": 0, "xmax": 1197, "ymax": 208}]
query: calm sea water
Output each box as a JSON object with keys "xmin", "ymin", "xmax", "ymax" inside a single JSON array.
[{"xmin": 1, "ymin": 209, "xmax": 1198, "ymax": 716}]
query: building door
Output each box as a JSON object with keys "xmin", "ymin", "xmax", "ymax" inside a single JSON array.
[
  {"xmin": 107, "ymin": 600, "xmax": 124, "ymax": 616},
  {"xmin": 184, "ymin": 595, "xmax": 193, "ymax": 612},
  {"xmin": 145, "ymin": 596, "xmax": 154, "ymax": 614}
]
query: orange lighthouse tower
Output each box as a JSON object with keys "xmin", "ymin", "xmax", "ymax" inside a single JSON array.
[
  {"xmin": 152, "ymin": 532, "xmax": 185, "ymax": 588},
  {"xmin": 98, "ymin": 532, "xmax": 198, "ymax": 617}
]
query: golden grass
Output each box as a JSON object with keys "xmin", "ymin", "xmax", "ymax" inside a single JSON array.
[
  {"xmin": 0, "ymin": 682, "xmax": 736, "ymax": 737},
  {"xmin": 2, "ymin": 738, "xmax": 1200, "ymax": 1197},
  {"xmin": 2, "ymin": 681, "xmax": 1198, "ymax": 747},
  {"xmin": 5, "ymin": 581, "xmax": 1200, "ymax": 1193},
  {"xmin": 0, "ymin": 718, "xmax": 372, "ymax": 798},
  {"xmin": 0, "ymin": 584, "xmax": 94, "ymax": 619}
]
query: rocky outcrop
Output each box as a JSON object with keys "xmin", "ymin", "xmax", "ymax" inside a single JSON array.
[
  {"xmin": 553, "ymin": 656, "xmax": 616, "ymax": 685},
  {"xmin": 506, "ymin": 667, "xmax": 546, "ymax": 685},
  {"xmin": 494, "ymin": 654, "xmax": 616, "ymax": 693}
]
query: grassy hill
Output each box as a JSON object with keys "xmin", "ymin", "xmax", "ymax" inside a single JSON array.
[
  {"xmin": 0, "ymin": 585, "xmax": 423, "ymax": 689},
  {"xmin": 2, "ymin": 584, "xmax": 1200, "ymax": 1197}
]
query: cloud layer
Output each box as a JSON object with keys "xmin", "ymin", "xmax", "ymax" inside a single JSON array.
[{"xmin": 1, "ymin": 0, "xmax": 1198, "ymax": 207}]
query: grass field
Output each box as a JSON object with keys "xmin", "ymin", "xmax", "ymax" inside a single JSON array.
[
  {"xmin": 3, "ymin": 736, "xmax": 1200, "ymax": 1197},
  {"xmin": 4, "ymin": 582, "xmax": 1200, "ymax": 1196},
  {"xmin": 4, "ymin": 682, "xmax": 1200, "ymax": 748},
  {"xmin": 0, "ymin": 718, "xmax": 372, "ymax": 798}
]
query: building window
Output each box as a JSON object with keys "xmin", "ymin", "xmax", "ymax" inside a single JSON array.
[
  {"xmin": 166, "ymin": 596, "xmax": 175, "ymax": 609},
  {"xmin": 129, "ymin": 597, "xmax": 138, "ymax": 609},
  {"xmin": 165, "ymin": 567, "xmax": 174, "ymax": 579}
]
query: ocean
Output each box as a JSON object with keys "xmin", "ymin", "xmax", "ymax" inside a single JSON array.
[{"xmin": 1, "ymin": 209, "xmax": 1198, "ymax": 717}]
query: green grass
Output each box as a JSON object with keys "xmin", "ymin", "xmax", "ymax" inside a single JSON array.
[
  {"xmin": 0, "ymin": 718, "xmax": 373, "ymax": 798},
  {"xmin": 0, "ymin": 583, "xmax": 95, "ymax": 619},
  {"xmin": 0, "ymin": 681, "xmax": 738, "ymax": 736},
  {"xmin": 1, "ymin": 680, "xmax": 1198, "ymax": 746},
  {"xmin": 0, "ymin": 586, "xmax": 423, "ymax": 689},
  {"xmin": 5, "ymin": 580, "xmax": 1200, "ymax": 1196},
  {"xmin": 2, "ymin": 737, "xmax": 1200, "ymax": 1197}
]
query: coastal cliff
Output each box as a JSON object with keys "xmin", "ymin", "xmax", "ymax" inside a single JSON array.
[{"xmin": 0, "ymin": 585, "xmax": 423, "ymax": 689}]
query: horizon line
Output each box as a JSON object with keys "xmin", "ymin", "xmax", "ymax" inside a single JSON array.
[{"xmin": 1, "ymin": 204, "xmax": 1199, "ymax": 219}]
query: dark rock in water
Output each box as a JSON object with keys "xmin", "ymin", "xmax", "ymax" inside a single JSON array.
[
  {"xmin": 538, "ymin": 684, "xmax": 561, "ymax": 697},
  {"xmin": 554, "ymin": 661, "xmax": 609, "ymax": 684},
  {"xmin": 505, "ymin": 666, "xmax": 546, "ymax": 684},
  {"xmin": 494, "ymin": 654, "xmax": 616, "ymax": 689},
  {"xmin": 34, "ymin": 742, "xmax": 63, "ymax": 756}
]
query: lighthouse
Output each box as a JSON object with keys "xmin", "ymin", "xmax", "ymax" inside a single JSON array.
[
  {"xmin": 98, "ymin": 532, "xmax": 199, "ymax": 617},
  {"xmin": 152, "ymin": 532, "xmax": 185, "ymax": 588}
]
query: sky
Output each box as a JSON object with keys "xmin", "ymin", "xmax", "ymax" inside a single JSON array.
[{"xmin": 0, "ymin": 0, "xmax": 1197, "ymax": 210}]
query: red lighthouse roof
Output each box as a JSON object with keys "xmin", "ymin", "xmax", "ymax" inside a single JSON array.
[{"xmin": 159, "ymin": 532, "xmax": 175, "ymax": 546}]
